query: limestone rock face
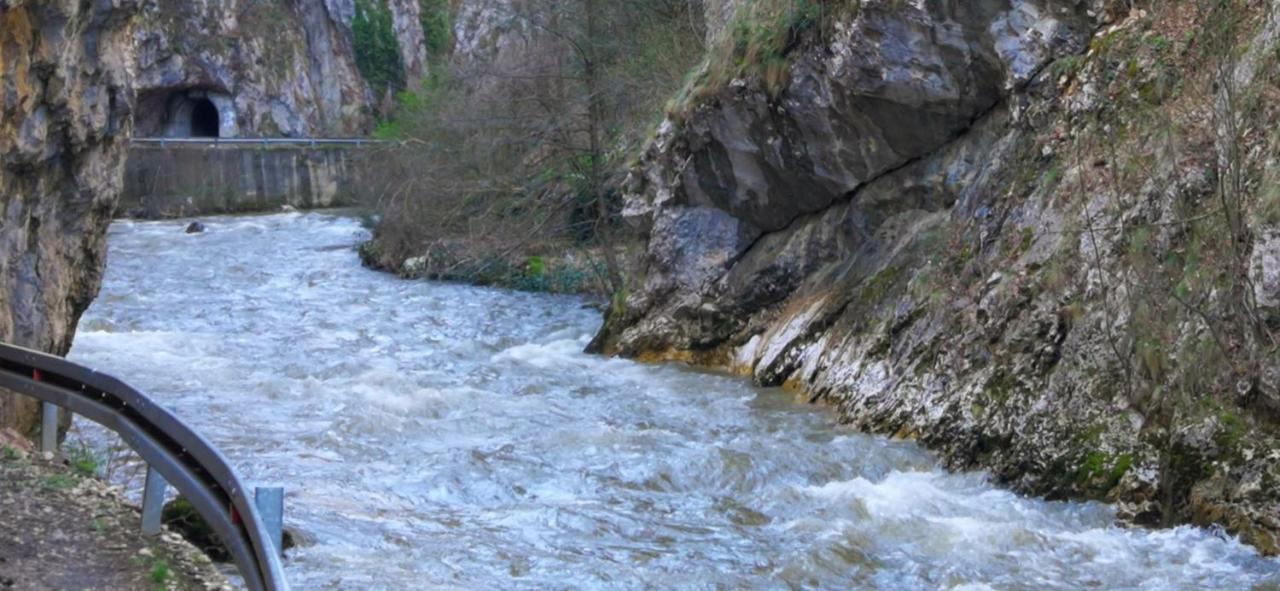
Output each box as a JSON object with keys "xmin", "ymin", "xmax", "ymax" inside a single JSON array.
[
  {"xmin": 132, "ymin": 0, "xmax": 429, "ymax": 137},
  {"xmin": 611, "ymin": 0, "xmax": 1094, "ymax": 352},
  {"xmin": 0, "ymin": 0, "xmax": 139, "ymax": 433},
  {"xmin": 1253, "ymin": 229, "xmax": 1280, "ymax": 319},
  {"xmin": 597, "ymin": 0, "xmax": 1280, "ymax": 554},
  {"xmin": 640, "ymin": 2, "xmax": 1086, "ymax": 234}
]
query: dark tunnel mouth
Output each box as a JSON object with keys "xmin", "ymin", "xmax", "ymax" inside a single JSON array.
[{"xmin": 191, "ymin": 98, "xmax": 220, "ymax": 138}]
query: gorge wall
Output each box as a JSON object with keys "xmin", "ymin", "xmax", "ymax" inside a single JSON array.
[
  {"xmin": 120, "ymin": 0, "xmax": 435, "ymax": 219},
  {"xmin": 0, "ymin": 0, "xmax": 139, "ymax": 434},
  {"xmin": 595, "ymin": 0, "xmax": 1280, "ymax": 554},
  {"xmin": 131, "ymin": 0, "xmax": 429, "ymax": 138}
]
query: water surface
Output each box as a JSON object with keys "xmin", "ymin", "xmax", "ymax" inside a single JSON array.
[{"xmin": 70, "ymin": 212, "xmax": 1280, "ymax": 589}]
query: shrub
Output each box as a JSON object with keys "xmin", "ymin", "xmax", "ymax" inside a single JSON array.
[{"xmin": 354, "ymin": 0, "xmax": 406, "ymax": 96}]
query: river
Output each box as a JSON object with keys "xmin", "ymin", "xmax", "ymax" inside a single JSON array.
[{"xmin": 68, "ymin": 212, "xmax": 1279, "ymax": 589}]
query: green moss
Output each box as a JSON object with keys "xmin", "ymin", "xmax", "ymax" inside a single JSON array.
[
  {"xmin": 1054, "ymin": 55, "xmax": 1084, "ymax": 78},
  {"xmin": 1110, "ymin": 454, "xmax": 1134, "ymax": 484},
  {"xmin": 1041, "ymin": 163, "xmax": 1060, "ymax": 193},
  {"xmin": 1257, "ymin": 182, "xmax": 1280, "ymax": 225},
  {"xmin": 1089, "ymin": 30, "xmax": 1123, "ymax": 55},
  {"xmin": 1074, "ymin": 451, "xmax": 1133, "ymax": 494},
  {"xmin": 524, "ymin": 256, "xmax": 545, "ymax": 278},
  {"xmin": 983, "ymin": 369, "xmax": 1017, "ymax": 405},
  {"xmin": 1019, "ymin": 227, "xmax": 1034, "ymax": 253},
  {"xmin": 1216, "ymin": 411, "xmax": 1246, "ymax": 453},
  {"xmin": 1074, "ymin": 424, "xmax": 1107, "ymax": 445}
]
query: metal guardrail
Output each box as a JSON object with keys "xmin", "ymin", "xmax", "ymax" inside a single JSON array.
[
  {"xmin": 133, "ymin": 137, "xmax": 388, "ymax": 148},
  {"xmin": 0, "ymin": 342, "xmax": 289, "ymax": 591}
]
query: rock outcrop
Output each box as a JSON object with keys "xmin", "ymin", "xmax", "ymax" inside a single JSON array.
[
  {"xmin": 597, "ymin": 0, "xmax": 1280, "ymax": 554},
  {"xmin": 131, "ymin": 0, "xmax": 429, "ymax": 137},
  {"xmin": 0, "ymin": 0, "xmax": 139, "ymax": 434}
]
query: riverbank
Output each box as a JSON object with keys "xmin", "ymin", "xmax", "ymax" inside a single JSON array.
[
  {"xmin": 358, "ymin": 233, "xmax": 615, "ymax": 296},
  {"xmin": 594, "ymin": 2, "xmax": 1280, "ymax": 555},
  {"xmin": 0, "ymin": 430, "xmax": 229, "ymax": 591},
  {"xmin": 66, "ymin": 212, "xmax": 1280, "ymax": 588}
]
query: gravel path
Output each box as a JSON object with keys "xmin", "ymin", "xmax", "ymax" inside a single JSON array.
[{"xmin": 0, "ymin": 430, "xmax": 231, "ymax": 590}]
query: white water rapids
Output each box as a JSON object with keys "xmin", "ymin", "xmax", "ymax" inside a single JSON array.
[{"xmin": 68, "ymin": 212, "xmax": 1279, "ymax": 589}]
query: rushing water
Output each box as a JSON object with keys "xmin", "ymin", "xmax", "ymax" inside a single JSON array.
[{"xmin": 68, "ymin": 212, "xmax": 1278, "ymax": 590}]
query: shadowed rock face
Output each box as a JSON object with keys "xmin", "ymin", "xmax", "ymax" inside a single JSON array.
[{"xmin": 0, "ymin": 0, "xmax": 139, "ymax": 433}]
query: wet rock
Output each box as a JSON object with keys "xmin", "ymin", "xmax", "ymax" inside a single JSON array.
[{"xmin": 185, "ymin": 221, "xmax": 208, "ymax": 234}]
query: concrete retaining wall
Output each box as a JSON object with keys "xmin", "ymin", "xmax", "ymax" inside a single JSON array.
[{"xmin": 121, "ymin": 143, "xmax": 367, "ymax": 218}]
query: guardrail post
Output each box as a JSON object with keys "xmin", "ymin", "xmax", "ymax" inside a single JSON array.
[
  {"xmin": 141, "ymin": 466, "xmax": 168, "ymax": 536},
  {"xmin": 40, "ymin": 402, "xmax": 57, "ymax": 454},
  {"xmin": 255, "ymin": 487, "xmax": 285, "ymax": 556}
]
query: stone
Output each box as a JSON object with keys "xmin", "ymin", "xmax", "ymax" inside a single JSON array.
[
  {"xmin": 595, "ymin": 0, "xmax": 1280, "ymax": 556},
  {"xmin": 1251, "ymin": 228, "xmax": 1280, "ymax": 320},
  {"xmin": 0, "ymin": 0, "xmax": 139, "ymax": 434},
  {"xmin": 185, "ymin": 222, "xmax": 207, "ymax": 234},
  {"xmin": 132, "ymin": 0, "xmax": 430, "ymax": 137}
]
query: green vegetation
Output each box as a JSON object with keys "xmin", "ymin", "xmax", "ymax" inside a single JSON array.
[
  {"xmin": 419, "ymin": 0, "xmax": 452, "ymax": 58},
  {"xmin": 361, "ymin": 0, "xmax": 707, "ymax": 296},
  {"xmin": 1075, "ymin": 451, "xmax": 1133, "ymax": 493},
  {"xmin": 353, "ymin": 0, "xmax": 406, "ymax": 96},
  {"xmin": 66, "ymin": 441, "xmax": 101, "ymax": 477},
  {"xmin": 1258, "ymin": 182, "xmax": 1280, "ymax": 225},
  {"xmin": 1, "ymin": 445, "xmax": 16, "ymax": 461},
  {"xmin": 149, "ymin": 559, "xmax": 170, "ymax": 585},
  {"xmin": 669, "ymin": 0, "xmax": 849, "ymax": 115},
  {"xmin": 43, "ymin": 473, "xmax": 77, "ymax": 491}
]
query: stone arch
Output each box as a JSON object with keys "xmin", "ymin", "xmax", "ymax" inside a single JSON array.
[{"xmin": 134, "ymin": 88, "xmax": 237, "ymax": 138}]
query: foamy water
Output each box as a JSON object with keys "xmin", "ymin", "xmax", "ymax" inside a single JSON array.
[{"xmin": 69, "ymin": 212, "xmax": 1280, "ymax": 589}]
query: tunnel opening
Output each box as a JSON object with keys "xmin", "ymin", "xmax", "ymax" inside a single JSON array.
[
  {"xmin": 134, "ymin": 88, "xmax": 236, "ymax": 138},
  {"xmin": 191, "ymin": 98, "xmax": 220, "ymax": 138}
]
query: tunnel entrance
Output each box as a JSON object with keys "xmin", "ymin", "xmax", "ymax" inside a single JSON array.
[
  {"xmin": 134, "ymin": 88, "xmax": 236, "ymax": 138},
  {"xmin": 191, "ymin": 98, "xmax": 220, "ymax": 138}
]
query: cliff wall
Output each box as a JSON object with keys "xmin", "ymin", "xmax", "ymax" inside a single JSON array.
[
  {"xmin": 596, "ymin": 0, "xmax": 1280, "ymax": 554},
  {"xmin": 132, "ymin": 0, "xmax": 429, "ymax": 137},
  {"xmin": 0, "ymin": 0, "xmax": 139, "ymax": 433}
]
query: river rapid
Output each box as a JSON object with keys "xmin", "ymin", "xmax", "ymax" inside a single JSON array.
[{"xmin": 69, "ymin": 212, "xmax": 1279, "ymax": 590}]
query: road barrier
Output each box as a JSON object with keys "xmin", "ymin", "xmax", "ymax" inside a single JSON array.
[{"xmin": 0, "ymin": 343, "xmax": 289, "ymax": 591}]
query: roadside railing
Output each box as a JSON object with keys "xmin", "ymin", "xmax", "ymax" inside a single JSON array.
[
  {"xmin": 133, "ymin": 137, "xmax": 388, "ymax": 148},
  {"xmin": 0, "ymin": 342, "xmax": 289, "ymax": 591}
]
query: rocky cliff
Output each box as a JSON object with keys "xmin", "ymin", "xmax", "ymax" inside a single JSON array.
[
  {"xmin": 596, "ymin": 0, "xmax": 1280, "ymax": 554},
  {"xmin": 132, "ymin": 0, "xmax": 429, "ymax": 137},
  {"xmin": 0, "ymin": 0, "xmax": 138, "ymax": 433}
]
